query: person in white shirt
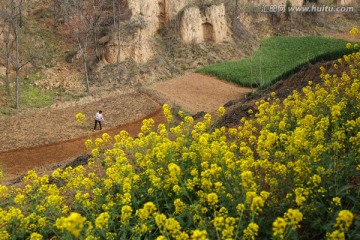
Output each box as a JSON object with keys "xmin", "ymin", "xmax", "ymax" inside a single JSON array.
[{"xmin": 94, "ymin": 110, "xmax": 104, "ymax": 130}]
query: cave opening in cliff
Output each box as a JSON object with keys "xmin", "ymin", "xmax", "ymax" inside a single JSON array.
[{"xmin": 202, "ymin": 22, "xmax": 214, "ymax": 42}]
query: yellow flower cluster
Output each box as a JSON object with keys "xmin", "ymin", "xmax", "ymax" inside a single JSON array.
[
  {"xmin": 136, "ymin": 202, "xmax": 157, "ymax": 221},
  {"xmin": 75, "ymin": 112, "xmax": 87, "ymax": 125},
  {"xmin": 121, "ymin": 205, "xmax": 133, "ymax": 225},
  {"xmin": 346, "ymin": 28, "xmax": 359, "ymax": 50},
  {"xmin": 95, "ymin": 212, "xmax": 110, "ymax": 230},
  {"xmin": 155, "ymin": 213, "xmax": 189, "ymax": 239},
  {"xmin": 273, "ymin": 209, "xmax": 303, "ymax": 239},
  {"xmin": 216, "ymin": 106, "xmax": 226, "ymax": 118},
  {"xmin": 163, "ymin": 103, "xmax": 173, "ymax": 123},
  {"xmin": 191, "ymin": 229, "xmax": 208, "ymax": 240},
  {"xmin": 0, "ymin": 29, "xmax": 358, "ymax": 239},
  {"xmin": 326, "ymin": 210, "xmax": 354, "ymax": 240},
  {"xmin": 350, "ymin": 27, "xmax": 359, "ymax": 35},
  {"xmin": 55, "ymin": 212, "xmax": 87, "ymax": 237},
  {"xmin": 243, "ymin": 222, "xmax": 259, "ymax": 240},
  {"xmin": 334, "ymin": 210, "xmax": 354, "ymax": 232}
]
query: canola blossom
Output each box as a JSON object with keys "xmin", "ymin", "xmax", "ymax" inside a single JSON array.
[{"xmin": 0, "ymin": 29, "xmax": 359, "ymax": 239}]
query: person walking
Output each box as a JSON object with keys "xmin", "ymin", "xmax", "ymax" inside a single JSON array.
[{"xmin": 94, "ymin": 110, "xmax": 104, "ymax": 130}]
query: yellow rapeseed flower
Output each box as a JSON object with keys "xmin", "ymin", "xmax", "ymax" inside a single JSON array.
[
  {"xmin": 141, "ymin": 118, "xmax": 155, "ymax": 133},
  {"xmin": 326, "ymin": 230, "xmax": 345, "ymax": 240},
  {"xmin": 356, "ymin": 164, "xmax": 360, "ymax": 171},
  {"xmin": 174, "ymin": 199, "xmax": 187, "ymax": 215},
  {"xmin": 55, "ymin": 212, "xmax": 87, "ymax": 237},
  {"xmin": 163, "ymin": 104, "xmax": 174, "ymax": 123},
  {"xmin": 207, "ymin": 193, "xmax": 219, "ymax": 206},
  {"xmin": 250, "ymin": 196, "xmax": 265, "ymax": 214},
  {"xmin": 168, "ymin": 163, "xmax": 181, "ymax": 178},
  {"xmin": 136, "ymin": 202, "xmax": 157, "ymax": 221},
  {"xmin": 165, "ymin": 218, "xmax": 182, "ymax": 234},
  {"xmin": 350, "ymin": 27, "xmax": 359, "ymax": 35},
  {"xmin": 95, "ymin": 212, "xmax": 110, "ymax": 230},
  {"xmin": 332, "ymin": 197, "xmax": 342, "ymax": 207},
  {"xmin": 334, "ymin": 210, "xmax": 354, "ymax": 232},
  {"xmin": 121, "ymin": 205, "xmax": 133, "ymax": 225},
  {"xmin": 191, "ymin": 229, "xmax": 208, "ymax": 240},
  {"xmin": 29, "ymin": 232, "xmax": 43, "ymax": 240},
  {"xmin": 284, "ymin": 209, "xmax": 303, "ymax": 230},
  {"xmin": 213, "ymin": 216, "xmax": 225, "ymax": 231},
  {"xmin": 243, "ymin": 222, "xmax": 259, "ymax": 240},
  {"xmin": 0, "ymin": 230, "xmax": 10, "ymax": 239},
  {"xmin": 14, "ymin": 193, "xmax": 26, "ymax": 205},
  {"xmin": 75, "ymin": 112, "xmax": 87, "ymax": 125},
  {"xmin": 216, "ymin": 106, "xmax": 226, "ymax": 118},
  {"xmin": 273, "ymin": 217, "xmax": 287, "ymax": 239}
]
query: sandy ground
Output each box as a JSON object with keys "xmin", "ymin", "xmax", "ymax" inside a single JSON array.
[
  {"xmin": 0, "ymin": 90, "xmax": 160, "ymax": 152},
  {"xmin": 0, "ymin": 73, "xmax": 251, "ymax": 185},
  {"xmin": 143, "ymin": 73, "xmax": 252, "ymax": 114}
]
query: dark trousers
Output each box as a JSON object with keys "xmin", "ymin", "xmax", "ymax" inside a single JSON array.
[{"xmin": 94, "ymin": 120, "xmax": 102, "ymax": 130}]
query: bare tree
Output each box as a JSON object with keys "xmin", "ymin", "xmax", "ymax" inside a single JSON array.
[
  {"xmin": 13, "ymin": 10, "xmax": 20, "ymax": 108},
  {"xmin": 0, "ymin": 1, "xmax": 14, "ymax": 96},
  {"xmin": 60, "ymin": 0, "xmax": 93, "ymax": 93},
  {"xmin": 51, "ymin": 0, "xmax": 62, "ymax": 28},
  {"xmin": 18, "ymin": 0, "xmax": 23, "ymax": 27},
  {"xmin": 0, "ymin": 0, "xmax": 27, "ymax": 108},
  {"xmin": 88, "ymin": 0, "xmax": 104, "ymax": 62},
  {"xmin": 112, "ymin": 0, "xmax": 122, "ymax": 74},
  {"xmin": 11, "ymin": 0, "xmax": 29, "ymax": 108},
  {"xmin": 55, "ymin": 0, "xmax": 131, "ymax": 85}
]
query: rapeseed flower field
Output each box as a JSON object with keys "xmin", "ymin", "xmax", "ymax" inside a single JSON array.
[{"xmin": 0, "ymin": 29, "xmax": 359, "ymax": 239}]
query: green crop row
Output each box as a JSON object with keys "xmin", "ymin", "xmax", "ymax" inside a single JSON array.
[{"xmin": 197, "ymin": 36, "xmax": 355, "ymax": 88}]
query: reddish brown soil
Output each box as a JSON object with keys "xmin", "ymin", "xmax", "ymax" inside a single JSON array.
[
  {"xmin": 0, "ymin": 89, "xmax": 164, "ymax": 185},
  {"xmin": 0, "ymin": 108, "xmax": 167, "ymax": 185}
]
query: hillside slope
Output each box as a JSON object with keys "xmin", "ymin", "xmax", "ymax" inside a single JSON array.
[
  {"xmin": 0, "ymin": 0, "xmax": 359, "ymax": 112},
  {"xmin": 0, "ymin": 59, "xmax": 340, "ymax": 186}
]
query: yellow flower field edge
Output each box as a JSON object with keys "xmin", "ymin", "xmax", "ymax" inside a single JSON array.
[{"xmin": 0, "ymin": 28, "xmax": 359, "ymax": 239}]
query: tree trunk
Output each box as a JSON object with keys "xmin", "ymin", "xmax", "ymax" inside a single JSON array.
[
  {"xmin": 18, "ymin": 0, "xmax": 23, "ymax": 27},
  {"xmin": 116, "ymin": 2, "xmax": 121, "ymax": 74},
  {"xmin": 92, "ymin": 0, "xmax": 99, "ymax": 61},
  {"xmin": 78, "ymin": 36, "xmax": 90, "ymax": 94},
  {"xmin": 4, "ymin": 24, "xmax": 12, "ymax": 96},
  {"xmin": 52, "ymin": 0, "xmax": 59, "ymax": 28},
  {"xmin": 93, "ymin": 25, "xmax": 99, "ymax": 61},
  {"xmin": 235, "ymin": 0, "xmax": 239, "ymax": 16},
  {"xmin": 112, "ymin": 0, "xmax": 116, "ymax": 28},
  {"xmin": 112, "ymin": 0, "xmax": 120, "ymax": 73},
  {"xmin": 14, "ymin": 20, "xmax": 20, "ymax": 108}
]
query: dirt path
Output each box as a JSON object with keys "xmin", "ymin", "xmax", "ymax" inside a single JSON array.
[
  {"xmin": 0, "ymin": 108, "xmax": 167, "ymax": 185},
  {"xmin": 0, "ymin": 90, "xmax": 161, "ymax": 152},
  {"xmin": 0, "ymin": 88, "xmax": 164, "ymax": 185},
  {"xmin": 0, "ymin": 73, "xmax": 251, "ymax": 185}
]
